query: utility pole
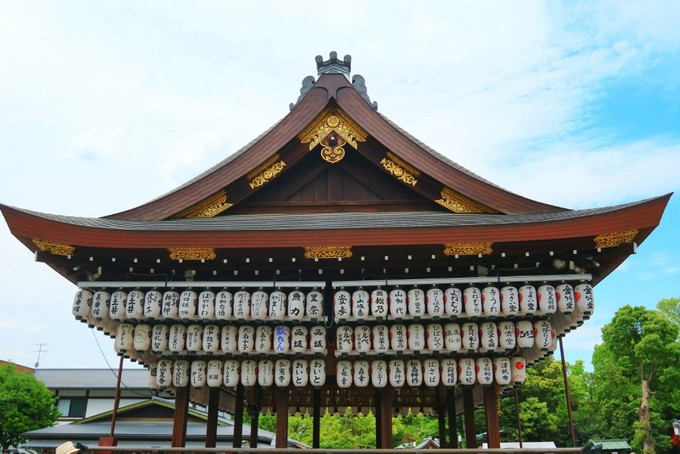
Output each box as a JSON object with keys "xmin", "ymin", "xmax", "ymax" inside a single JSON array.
[{"xmin": 32, "ymin": 343, "xmax": 48, "ymax": 368}]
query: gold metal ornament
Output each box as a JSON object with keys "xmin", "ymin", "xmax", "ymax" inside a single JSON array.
[
  {"xmin": 248, "ymin": 155, "xmax": 287, "ymax": 189},
  {"xmin": 299, "ymin": 107, "xmax": 368, "ymax": 164},
  {"xmin": 380, "ymin": 152, "xmax": 419, "ymax": 186},
  {"xmin": 168, "ymin": 248, "xmax": 217, "ymax": 261},
  {"xmin": 32, "ymin": 239, "xmax": 75, "ymax": 256},
  {"xmin": 443, "ymin": 242, "xmax": 493, "ymax": 256},
  {"xmin": 173, "ymin": 191, "xmax": 233, "ymax": 218},
  {"xmin": 303, "ymin": 245, "xmax": 353, "ymax": 259},
  {"xmin": 593, "ymin": 229, "xmax": 639, "ymax": 248},
  {"xmin": 435, "ymin": 188, "xmax": 495, "ymax": 214}
]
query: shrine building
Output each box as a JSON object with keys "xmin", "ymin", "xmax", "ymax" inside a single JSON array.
[{"xmin": 0, "ymin": 52, "xmax": 671, "ymax": 450}]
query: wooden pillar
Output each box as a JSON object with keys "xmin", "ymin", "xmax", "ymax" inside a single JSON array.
[
  {"xmin": 483, "ymin": 385, "xmax": 501, "ymax": 449},
  {"xmin": 375, "ymin": 389, "xmax": 382, "ymax": 448},
  {"xmin": 275, "ymin": 387, "xmax": 289, "ymax": 449},
  {"xmin": 378, "ymin": 387, "xmax": 393, "ymax": 448},
  {"xmin": 312, "ymin": 388, "xmax": 321, "ymax": 448},
  {"xmin": 438, "ymin": 405, "xmax": 447, "ymax": 448},
  {"xmin": 463, "ymin": 387, "xmax": 476, "ymax": 448},
  {"xmin": 205, "ymin": 387, "xmax": 220, "ymax": 448},
  {"xmin": 446, "ymin": 388, "xmax": 458, "ymax": 448},
  {"xmin": 172, "ymin": 385, "xmax": 190, "ymax": 447},
  {"xmin": 250, "ymin": 385, "xmax": 261, "ymax": 448},
  {"xmin": 232, "ymin": 384, "xmax": 245, "ymax": 448}
]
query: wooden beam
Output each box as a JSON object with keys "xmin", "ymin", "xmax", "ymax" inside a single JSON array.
[
  {"xmin": 378, "ymin": 387, "xmax": 393, "ymax": 448},
  {"xmin": 171, "ymin": 385, "xmax": 190, "ymax": 447},
  {"xmin": 276, "ymin": 387, "xmax": 289, "ymax": 449},
  {"xmin": 205, "ymin": 387, "xmax": 220, "ymax": 448},
  {"xmin": 313, "ymin": 388, "xmax": 321, "ymax": 448},
  {"xmin": 463, "ymin": 387, "xmax": 476, "ymax": 448},
  {"xmin": 250, "ymin": 385, "xmax": 261, "ymax": 448},
  {"xmin": 484, "ymin": 385, "xmax": 501, "ymax": 449},
  {"xmin": 438, "ymin": 405, "xmax": 447, "ymax": 448},
  {"xmin": 233, "ymin": 384, "xmax": 245, "ymax": 448},
  {"xmin": 446, "ymin": 388, "xmax": 458, "ymax": 448}
]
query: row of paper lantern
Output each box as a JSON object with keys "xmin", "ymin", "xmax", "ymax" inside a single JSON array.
[
  {"xmin": 115, "ymin": 323, "xmax": 328, "ymax": 355},
  {"xmin": 72, "ymin": 288, "xmax": 325, "ymax": 325},
  {"xmin": 149, "ymin": 356, "xmax": 527, "ymax": 390},
  {"xmin": 333, "ymin": 283, "xmax": 593, "ymax": 320},
  {"xmin": 335, "ymin": 319, "xmax": 555, "ymax": 354}
]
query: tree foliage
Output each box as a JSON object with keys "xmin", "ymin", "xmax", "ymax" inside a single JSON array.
[{"xmin": 0, "ymin": 365, "xmax": 60, "ymax": 451}]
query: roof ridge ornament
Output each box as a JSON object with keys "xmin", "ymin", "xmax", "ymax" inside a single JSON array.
[{"xmin": 316, "ymin": 51, "xmax": 352, "ymax": 76}]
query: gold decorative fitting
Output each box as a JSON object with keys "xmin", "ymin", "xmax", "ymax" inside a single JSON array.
[
  {"xmin": 594, "ymin": 229, "xmax": 639, "ymax": 248},
  {"xmin": 303, "ymin": 246, "xmax": 353, "ymax": 259},
  {"xmin": 168, "ymin": 248, "xmax": 217, "ymax": 261},
  {"xmin": 173, "ymin": 191, "xmax": 233, "ymax": 218},
  {"xmin": 380, "ymin": 152, "xmax": 419, "ymax": 186},
  {"xmin": 298, "ymin": 107, "xmax": 368, "ymax": 164},
  {"xmin": 435, "ymin": 188, "xmax": 495, "ymax": 214},
  {"xmin": 32, "ymin": 239, "xmax": 75, "ymax": 256},
  {"xmin": 248, "ymin": 155, "xmax": 286, "ymax": 189},
  {"xmin": 443, "ymin": 242, "xmax": 493, "ymax": 256}
]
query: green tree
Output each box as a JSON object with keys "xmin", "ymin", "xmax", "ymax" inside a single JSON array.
[
  {"xmin": 0, "ymin": 364, "xmax": 60, "ymax": 451},
  {"xmin": 657, "ymin": 298, "xmax": 680, "ymax": 334},
  {"xmin": 598, "ymin": 305, "xmax": 680, "ymax": 454}
]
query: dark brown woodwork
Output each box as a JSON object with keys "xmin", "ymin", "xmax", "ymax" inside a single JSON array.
[
  {"xmin": 463, "ymin": 387, "xmax": 476, "ymax": 449},
  {"xmin": 438, "ymin": 405, "xmax": 447, "ymax": 448},
  {"xmin": 205, "ymin": 387, "xmax": 220, "ymax": 448},
  {"xmin": 446, "ymin": 388, "xmax": 458, "ymax": 448},
  {"xmin": 312, "ymin": 388, "xmax": 321, "ymax": 449},
  {"xmin": 275, "ymin": 388, "xmax": 289, "ymax": 449},
  {"xmin": 171, "ymin": 385, "xmax": 190, "ymax": 447},
  {"xmin": 484, "ymin": 385, "xmax": 501, "ymax": 449},
  {"xmin": 378, "ymin": 387, "xmax": 393, "ymax": 449},
  {"xmin": 232, "ymin": 384, "xmax": 245, "ymax": 448}
]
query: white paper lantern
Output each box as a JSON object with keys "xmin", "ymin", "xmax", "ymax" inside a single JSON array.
[
  {"xmin": 372, "ymin": 325, "xmax": 389, "ymax": 352},
  {"xmin": 575, "ymin": 283, "xmax": 594, "ymax": 316},
  {"xmin": 519, "ymin": 285, "xmax": 538, "ymax": 315},
  {"xmin": 126, "ymin": 290, "xmax": 145, "ymax": 320},
  {"xmin": 258, "ymin": 360, "xmax": 274, "ymax": 387},
  {"xmin": 143, "ymin": 290, "xmax": 162, "ymax": 319},
  {"xmin": 389, "ymin": 287, "xmax": 407, "ymax": 318},
  {"xmin": 173, "ymin": 360, "xmax": 190, "ymax": 387},
  {"xmin": 238, "ymin": 326, "xmax": 255, "ymax": 353},
  {"xmin": 354, "ymin": 325, "xmax": 372, "ymax": 352},
  {"xmin": 309, "ymin": 359, "xmax": 326, "ymax": 387},
  {"xmin": 241, "ymin": 359, "xmax": 257, "ymax": 387},
  {"xmin": 482, "ymin": 286, "xmax": 501, "ymax": 317},
  {"xmin": 440, "ymin": 358, "xmax": 457, "ymax": 387},
  {"xmin": 458, "ymin": 357, "xmax": 476, "ymax": 386},
  {"xmin": 292, "ymin": 359, "xmax": 308, "ymax": 387},
  {"xmin": 444, "ymin": 323, "xmax": 462, "ymax": 352},
  {"xmin": 198, "ymin": 290, "xmax": 216, "ymax": 320},
  {"xmin": 549, "ymin": 327, "xmax": 559, "ymax": 353},
  {"xmin": 215, "ymin": 290, "xmax": 233, "ymax": 320},
  {"xmin": 178, "ymin": 290, "xmax": 198, "ymax": 320},
  {"xmin": 191, "ymin": 360, "xmax": 207, "ymax": 387},
  {"xmin": 464, "ymin": 287, "xmax": 483, "ymax": 318},
  {"xmin": 266, "ymin": 289, "xmax": 285, "ymax": 320},
  {"xmin": 233, "ymin": 289, "xmax": 251, "ymax": 319},
  {"xmin": 250, "ymin": 289, "xmax": 269, "ymax": 320},
  {"xmin": 207, "ymin": 360, "xmax": 223, "ymax": 387},
  {"xmin": 352, "ymin": 288, "xmax": 370, "ymax": 318},
  {"xmin": 407, "ymin": 287, "xmax": 426, "ymax": 317},
  {"xmin": 371, "ymin": 360, "xmax": 388, "ymax": 388},
  {"xmin": 426, "ymin": 287, "xmax": 444, "ymax": 317},
  {"xmin": 352, "ymin": 360, "xmax": 369, "ymax": 387},
  {"xmin": 147, "ymin": 363, "xmax": 159, "ymax": 389},
  {"xmin": 334, "ymin": 289, "xmax": 351, "ymax": 320},
  {"xmin": 288, "ymin": 289, "xmax": 306, "ymax": 320},
  {"xmin": 110, "ymin": 290, "xmax": 128, "ymax": 320},
  {"xmin": 255, "ymin": 325, "xmax": 273, "ymax": 353},
  {"xmin": 202, "ymin": 325, "xmax": 220, "ymax": 352},
  {"xmin": 406, "ymin": 359, "xmax": 423, "ymax": 386},
  {"xmin": 407, "ymin": 324, "xmax": 426, "ymax": 351},
  {"xmin": 157, "ymin": 359, "xmax": 173, "ymax": 387},
  {"xmin": 534, "ymin": 320, "xmax": 552, "ymax": 350},
  {"xmin": 388, "ymin": 359, "xmax": 406, "ymax": 387},
  {"xmin": 133, "ymin": 324, "xmax": 152, "ymax": 351},
  {"xmin": 161, "ymin": 290, "xmax": 179, "ymax": 320},
  {"xmin": 444, "ymin": 287, "xmax": 463, "ymax": 316},
  {"xmin": 336, "ymin": 325, "xmax": 353, "ymax": 353},
  {"xmin": 461, "ymin": 322, "xmax": 479, "ymax": 352},
  {"xmin": 116, "ymin": 323, "xmax": 134, "ymax": 352},
  {"xmin": 309, "ymin": 326, "xmax": 326, "ymax": 352},
  {"xmin": 151, "ymin": 324, "xmax": 169, "ymax": 352},
  {"xmin": 291, "ymin": 326, "xmax": 308, "ymax": 353},
  {"xmin": 306, "ymin": 289, "xmax": 324, "ymax": 319},
  {"xmin": 511, "ymin": 357, "xmax": 527, "ymax": 385},
  {"xmin": 186, "ymin": 324, "xmax": 204, "ymax": 353},
  {"xmin": 423, "ymin": 358, "xmax": 440, "ymax": 387},
  {"xmin": 537, "ymin": 284, "xmax": 557, "ymax": 315},
  {"xmin": 556, "ymin": 283, "xmax": 575, "ymax": 314},
  {"xmin": 220, "ymin": 325, "xmax": 238, "ymax": 353},
  {"xmin": 479, "ymin": 322, "xmax": 498, "ymax": 352},
  {"xmin": 169, "ymin": 324, "xmax": 187, "ymax": 352},
  {"xmin": 516, "ymin": 320, "xmax": 534, "ymax": 349},
  {"xmin": 92, "ymin": 290, "xmax": 111, "ymax": 321},
  {"xmin": 273, "ymin": 325, "xmax": 290, "ymax": 353},
  {"xmin": 223, "ymin": 360, "xmax": 240, "ymax": 387},
  {"xmin": 72, "ymin": 289, "xmax": 93, "ymax": 320},
  {"xmin": 426, "ymin": 323, "xmax": 444, "ymax": 351},
  {"xmin": 389, "ymin": 324, "xmax": 407, "ymax": 351},
  {"xmin": 500, "ymin": 286, "xmax": 519, "ymax": 316},
  {"xmin": 476, "ymin": 357, "xmax": 494, "ymax": 386},
  {"xmin": 497, "ymin": 320, "xmax": 516, "ymax": 351},
  {"xmin": 494, "ymin": 357, "xmax": 512, "ymax": 386},
  {"xmin": 336, "ymin": 360, "xmax": 353, "ymax": 388},
  {"xmin": 370, "ymin": 288, "xmax": 388, "ymax": 318}
]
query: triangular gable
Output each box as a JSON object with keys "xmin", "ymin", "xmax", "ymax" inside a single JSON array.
[{"xmin": 75, "ymin": 398, "xmax": 226, "ymax": 425}]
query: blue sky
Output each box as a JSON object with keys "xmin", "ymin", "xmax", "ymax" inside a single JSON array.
[{"xmin": 1, "ymin": 1, "xmax": 679, "ymax": 370}]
